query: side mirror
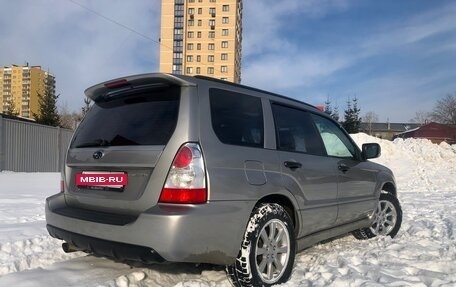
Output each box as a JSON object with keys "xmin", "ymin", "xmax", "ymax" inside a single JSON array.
[{"xmin": 362, "ymin": 143, "xmax": 381, "ymax": 159}]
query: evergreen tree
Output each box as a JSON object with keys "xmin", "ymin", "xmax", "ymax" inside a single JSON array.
[
  {"xmin": 323, "ymin": 96, "xmax": 340, "ymax": 122},
  {"xmin": 332, "ymin": 105, "xmax": 340, "ymax": 122},
  {"xmin": 342, "ymin": 97, "xmax": 361, "ymax": 133},
  {"xmin": 34, "ymin": 83, "xmax": 60, "ymax": 127}
]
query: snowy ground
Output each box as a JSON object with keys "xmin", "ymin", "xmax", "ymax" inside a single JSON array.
[{"xmin": 0, "ymin": 133, "xmax": 455, "ymax": 286}]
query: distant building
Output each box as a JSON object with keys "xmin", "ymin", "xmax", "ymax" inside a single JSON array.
[
  {"xmin": 393, "ymin": 122, "xmax": 456, "ymax": 144},
  {"xmin": 360, "ymin": 122, "xmax": 421, "ymax": 140},
  {"xmin": 1, "ymin": 65, "xmax": 55, "ymax": 119},
  {"xmin": 159, "ymin": 0, "xmax": 242, "ymax": 83}
]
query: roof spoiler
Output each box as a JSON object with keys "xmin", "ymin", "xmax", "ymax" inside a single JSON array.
[{"xmin": 84, "ymin": 73, "xmax": 196, "ymax": 102}]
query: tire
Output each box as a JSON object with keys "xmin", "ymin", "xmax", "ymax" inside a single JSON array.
[
  {"xmin": 353, "ymin": 192, "xmax": 402, "ymax": 240},
  {"xmin": 226, "ymin": 203, "xmax": 296, "ymax": 287}
]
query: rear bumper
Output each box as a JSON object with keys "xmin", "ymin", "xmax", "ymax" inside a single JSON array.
[
  {"xmin": 45, "ymin": 193, "xmax": 253, "ymax": 265},
  {"xmin": 47, "ymin": 224, "xmax": 165, "ymax": 263}
]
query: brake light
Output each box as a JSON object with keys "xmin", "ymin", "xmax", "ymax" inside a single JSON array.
[
  {"xmin": 104, "ymin": 79, "xmax": 129, "ymax": 89},
  {"xmin": 159, "ymin": 143, "xmax": 207, "ymax": 204}
]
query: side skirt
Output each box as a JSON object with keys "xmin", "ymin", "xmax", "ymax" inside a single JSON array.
[{"xmin": 296, "ymin": 217, "xmax": 372, "ymax": 251}]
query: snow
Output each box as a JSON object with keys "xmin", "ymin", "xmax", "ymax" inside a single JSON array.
[{"xmin": 0, "ymin": 133, "xmax": 455, "ymax": 286}]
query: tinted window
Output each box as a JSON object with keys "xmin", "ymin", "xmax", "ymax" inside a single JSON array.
[
  {"xmin": 71, "ymin": 87, "xmax": 180, "ymax": 148},
  {"xmin": 271, "ymin": 104, "xmax": 325, "ymax": 156},
  {"xmin": 210, "ymin": 89, "xmax": 263, "ymax": 148},
  {"xmin": 311, "ymin": 114, "xmax": 356, "ymax": 158}
]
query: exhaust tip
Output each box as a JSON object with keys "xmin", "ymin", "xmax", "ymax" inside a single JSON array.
[{"xmin": 62, "ymin": 242, "xmax": 78, "ymax": 253}]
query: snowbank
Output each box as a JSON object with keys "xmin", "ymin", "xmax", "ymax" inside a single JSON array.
[
  {"xmin": 0, "ymin": 134, "xmax": 455, "ymax": 286},
  {"xmin": 351, "ymin": 133, "xmax": 456, "ymax": 193}
]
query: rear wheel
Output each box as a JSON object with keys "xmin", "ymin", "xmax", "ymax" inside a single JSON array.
[
  {"xmin": 353, "ymin": 192, "xmax": 402, "ymax": 240},
  {"xmin": 226, "ymin": 203, "xmax": 296, "ymax": 287}
]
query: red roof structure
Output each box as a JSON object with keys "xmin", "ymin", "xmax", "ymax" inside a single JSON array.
[{"xmin": 393, "ymin": 122, "xmax": 456, "ymax": 144}]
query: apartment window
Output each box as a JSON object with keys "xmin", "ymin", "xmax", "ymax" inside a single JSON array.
[
  {"xmin": 173, "ymin": 65, "xmax": 182, "ymax": 73},
  {"xmin": 208, "ymin": 43, "xmax": 215, "ymax": 50},
  {"xmin": 209, "ymin": 8, "xmax": 216, "ymax": 15},
  {"xmin": 197, "ymin": 31, "xmax": 202, "ymax": 38},
  {"xmin": 173, "ymin": 41, "xmax": 183, "ymax": 52},
  {"xmin": 222, "ymin": 29, "xmax": 229, "ymax": 36},
  {"xmin": 188, "ymin": 31, "xmax": 194, "ymax": 38},
  {"xmin": 189, "ymin": 0, "xmax": 194, "ymax": 2},
  {"xmin": 209, "ymin": 0, "xmax": 216, "ymax": 2},
  {"xmin": 222, "ymin": 5, "xmax": 229, "ymax": 12},
  {"xmin": 188, "ymin": 19, "xmax": 194, "ymax": 26},
  {"xmin": 208, "ymin": 55, "xmax": 214, "ymax": 62},
  {"xmin": 197, "ymin": 43, "xmax": 201, "ymax": 50},
  {"xmin": 207, "ymin": 67, "xmax": 214, "ymax": 74},
  {"xmin": 187, "ymin": 43, "xmax": 194, "ymax": 50},
  {"xmin": 198, "ymin": 20, "xmax": 202, "ymax": 26},
  {"xmin": 221, "ymin": 66, "xmax": 228, "ymax": 73},
  {"xmin": 222, "ymin": 17, "xmax": 229, "ymax": 24},
  {"xmin": 186, "ymin": 67, "xmax": 193, "ymax": 74},
  {"xmin": 187, "ymin": 55, "xmax": 193, "ymax": 62},
  {"xmin": 174, "ymin": 16, "xmax": 184, "ymax": 27},
  {"xmin": 198, "ymin": 8, "xmax": 202, "ymax": 14},
  {"xmin": 188, "ymin": 8, "xmax": 195, "ymax": 15},
  {"xmin": 209, "ymin": 19, "xmax": 215, "ymax": 27},
  {"xmin": 196, "ymin": 67, "xmax": 201, "ymax": 74},
  {"xmin": 196, "ymin": 55, "xmax": 201, "ymax": 62},
  {"xmin": 208, "ymin": 31, "xmax": 215, "ymax": 38},
  {"xmin": 221, "ymin": 53, "xmax": 228, "ymax": 60},
  {"xmin": 221, "ymin": 41, "xmax": 228, "ymax": 48}
]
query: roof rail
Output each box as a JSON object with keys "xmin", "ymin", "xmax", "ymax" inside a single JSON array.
[{"xmin": 193, "ymin": 75, "xmax": 318, "ymax": 110}]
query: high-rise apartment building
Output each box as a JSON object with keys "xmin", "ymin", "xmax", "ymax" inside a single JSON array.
[
  {"xmin": 1, "ymin": 65, "xmax": 55, "ymax": 119},
  {"xmin": 159, "ymin": 0, "xmax": 242, "ymax": 83}
]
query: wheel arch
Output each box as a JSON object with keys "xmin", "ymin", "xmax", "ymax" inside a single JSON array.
[
  {"xmin": 256, "ymin": 194, "xmax": 299, "ymax": 235},
  {"xmin": 381, "ymin": 181, "xmax": 397, "ymax": 197}
]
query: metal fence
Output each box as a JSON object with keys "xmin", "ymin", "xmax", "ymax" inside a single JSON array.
[{"xmin": 0, "ymin": 115, "xmax": 74, "ymax": 172}]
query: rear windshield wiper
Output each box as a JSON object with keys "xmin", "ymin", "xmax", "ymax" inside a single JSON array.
[{"xmin": 75, "ymin": 139, "xmax": 110, "ymax": 148}]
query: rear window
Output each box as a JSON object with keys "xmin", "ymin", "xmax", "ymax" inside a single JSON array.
[
  {"xmin": 210, "ymin": 88, "xmax": 264, "ymax": 148},
  {"xmin": 71, "ymin": 86, "xmax": 180, "ymax": 148}
]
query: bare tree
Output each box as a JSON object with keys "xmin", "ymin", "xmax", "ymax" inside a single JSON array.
[
  {"xmin": 4, "ymin": 98, "xmax": 19, "ymax": 116},
  {"xmin": 411, "ymin": 111, "xmax": 431, "ymax": 125},
  {"xmin": 363, "ymin": 111, "xmax": 379, "ymax": 135},
  {"xmin": 59, "ymin": 103, "xmax": 82, "ymax": 130},
  {"xmin": 431, "ymin": 93, "xmax": 456, "ymax": 125}
]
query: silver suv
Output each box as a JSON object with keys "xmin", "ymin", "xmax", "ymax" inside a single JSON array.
[{"xmin": 46, "ymin": 73, "xmax": 402, "ymax": 287}]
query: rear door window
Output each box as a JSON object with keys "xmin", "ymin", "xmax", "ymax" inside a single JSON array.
[
  {"xmin": 210, "ymin": 88, "xmax": 264, "ymax": 148},
  {"xmin": 71, "ymin": 86, "xmax": 180, "ymax": 148},
  {"xmin": 271, "ymin": 104, "xmax": 325, "ymax": 156}
]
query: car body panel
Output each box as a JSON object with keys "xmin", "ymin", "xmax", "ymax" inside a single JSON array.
[{"xmin": 45, "ymin": 73, "xmax": 398, "ymax": 266}]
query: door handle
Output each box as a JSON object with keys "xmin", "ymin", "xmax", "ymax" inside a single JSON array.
[
  {"xmin": 284, "ymin": 161, "xmax": 302, "ymax": 169},
  {"xmin": 338, "ymin": 163, "xmax": 350, "ymax": 172}
]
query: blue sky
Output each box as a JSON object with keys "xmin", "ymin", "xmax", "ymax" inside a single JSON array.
[{"xmin": 1, "ymin": 0, "xmax": 455, "ymax": 122}]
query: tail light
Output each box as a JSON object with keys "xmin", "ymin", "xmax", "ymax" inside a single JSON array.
[{"xmin": 159, "ymin": 143, "xmax": 207, "ymax": 204}]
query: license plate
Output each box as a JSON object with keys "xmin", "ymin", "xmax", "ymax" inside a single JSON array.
[{"xmin": 76, "ymin": 171, "xmax": 128, "ymax": 190}]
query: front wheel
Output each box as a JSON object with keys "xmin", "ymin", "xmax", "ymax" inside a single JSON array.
[
  {"xmin": 226, "ymin": 203, "xmax": 296, "ymax": 287},
  {"xmin": 353, "ymin": 192, "xmax": 402, "ymax": 240}
]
